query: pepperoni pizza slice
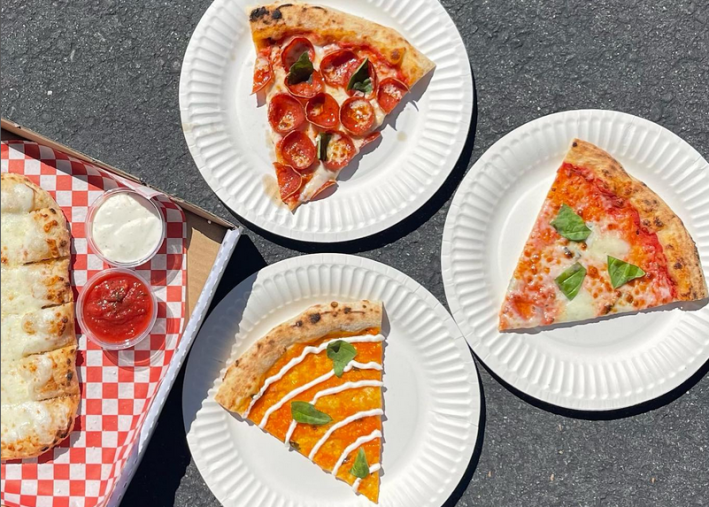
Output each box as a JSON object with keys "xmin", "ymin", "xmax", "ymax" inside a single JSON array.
[
  {"xmin": 215, "ymin": 301, "xmax": 384, "ymax": 502},
  {"xmin": 249, "ymin": 2, "xmax": 435, "ymax": 210},
  {"xmin": 499, "ymin": 139, "xmax": 707, "ymax": 331}
]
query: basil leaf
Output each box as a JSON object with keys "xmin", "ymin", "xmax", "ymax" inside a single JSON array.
[
  {"xmin": 607, "ymin": 256, "xmax": 646, "ymax": 289},
  {"xmin": 286, "ymin": 51, "xmax": 314, "ymax": 85},
  {"xmin": 317, "ymin": 132, "xmax": 331, "ymax": 161},
  {"xmin": 555, "ymin": 262, "xmax": 587, "ymax": 300},
  {"xmin": 347, "ymin": 58, "xmax": 373, "ymax": 95},
  {"xmin": 326, "ymin": 340, "xmax": 357, "ymax": 377},
  {"xmin": 551, "ymin": 204, "xmax": 591, "ymax": 241},
  {"xmin": 350, "ymin": 447, "xmax": 370, "ymax": 479},
  {"xmin": 290, "ymin": 401, "xmax": 332, "ymax": 425}
]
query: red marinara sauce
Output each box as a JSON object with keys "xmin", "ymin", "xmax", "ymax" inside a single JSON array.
[{"xmin": 81, "ymin": 270, "xmax": 155, "ymax": 343}]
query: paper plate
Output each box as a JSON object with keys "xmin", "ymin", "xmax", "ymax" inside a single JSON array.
[
  {"xmin": 441, "ymin": 109, "xmax": 709, "ymax": 411},
  {"xmin": 179, "ymin": 0, "xmax": 473, "ymax": 242},
  {"xmin": 183, "ymin": 254, "xmax": 481, "ymax": 507}
]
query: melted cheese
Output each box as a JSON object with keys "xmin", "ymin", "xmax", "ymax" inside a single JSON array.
[
  {"xmin": 0, "ymin": 211, "xmax": 67, "ymax": 266},
  {"xmin": 258, "ymin": 360, "xmax": 383, "ymax": 428},
  {"xmin": 0, "ymin": 261, "xmax": 71, "ymax": 316},
  {"xmin": 1, "ymin": 355, "xmax": 54, "ymax": 404},
  {"xmin": 1, "ymin": 304, "xmax": 75, "ymax": 360},
  {"xmin": 559, "ymin": 286, "xmax": 596, "ymax": 322},
  {"xmin": 308, "ymin": 408, "xmax": 384, "ymax": 459},
  {"xmin": 283, "ymin": 379, "xmax": 384, "ymax": 445},
  {"xmin": 0, "ymin": 181, "xmax": 34, "ymax": 213},
  {"xmin": 0, "ymin": 399, "xmax": 72, "ymax": 445},
  {"xmin": 244, "ymin": 334, "xmax": 384, "ymax": 417},
  {"xmin": 586, "ymin": 229, "xmax": 630, "ymax": 263}
]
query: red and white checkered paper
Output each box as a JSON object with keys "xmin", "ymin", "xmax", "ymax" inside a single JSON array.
[{"xmin": 1, "ymin": 141, "xmax": 187, "ymax": 507}]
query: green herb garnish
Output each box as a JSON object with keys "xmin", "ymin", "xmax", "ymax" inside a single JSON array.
[
  {"xmin": 551, "ymin": 204, "xmax": 591, "ymax": 241},
  {"xmin": 290, "ymin": 401, "xmax": 332, "ymax": 425},
  {"xmin": 607, "ymin": 256, "xmax": 646, "ymax": 289},
  {"xmin": 346, "ymin": 58, "xmax": 373, "ymax": 94},
  {"xmin": 326, "ymin": 340, "xmax": 357, "ymax": 377},
  {"xmin": 286, "ymin": 51, "xmax": 314, "ymax": 85},
  {"xmin": 350, "ymin": 447, "xmax": 370, "ymax": 479},
  {"xmin": 317, "ymin": 132, "xmax": 332, "ymax": 161},
  {"xmin": 555, "ymin": 262, "xmax": 587, "ymax": 300}
]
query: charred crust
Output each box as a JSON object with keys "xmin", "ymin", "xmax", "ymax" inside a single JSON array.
[
  {"xmin": 67, "ymin": 371, "xmax": 73, "ymax": 381},
  {"xmin": 271, "ymin": 8, "xmax": 283, "ymax": 19},
  {"xmin": 308, "ymin": 313, "xmax": 321, "ymax": 324},
  {"xmin": 572, "ymin": 141, "xmax": 578, "ymax": 148},
  {"xmin": 49, "ymin": 208, "xmax": 57, "ymax": 214},
  {"xmin": 654, "ymin": 217, "xmax": 664, "ymax": 228},
  {"xmin": 343, "ymin": 307, "xmax": 352, "ymax": 314},
  {"xmin": 674, "ymin": 261, "xmax": 683, "ymax": 270},
  {"xmin": 602, "ymin": 304, "xmax": 613, "ymax": 315},
  {"xmin": 294, "ymin": 320, "xmax": 303, "ymax": 327},
  {"xmin": 249, "ymin": 6, "xmax": 269, "ymax": 21}
]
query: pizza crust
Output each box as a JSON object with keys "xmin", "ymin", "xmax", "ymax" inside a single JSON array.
[
  {"xmin": 215, "ymin": 300, "xmax": 383, "ymax": 414},
  {"xmin": 1, "ymin": 173, "xmax": 58, "ymax": 213},
  {"xmin": 565, "ymin": 139, "xmax": 707, "ymax": 301},
  {"xmin": 0, "ymin": 395, "xmax": 80, "ymax": 460},
  {"xmin": 248, "ymin": 2, "xmax": 435, "ymax": 86}
]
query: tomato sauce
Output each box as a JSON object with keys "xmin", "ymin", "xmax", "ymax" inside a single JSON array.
[{"xmin": 82, "ymin": 271, "xmax": 154, "ymax": 343}]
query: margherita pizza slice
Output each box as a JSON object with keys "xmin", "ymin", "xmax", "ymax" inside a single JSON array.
[
  {"xmin": 499, "ymin": 139, "xmax": 707, "ymax": 331},
  {"xmin": 215, "ymin": 301, "xmax": 384, "ymax": 502},
  {"xmin": 248, "ymin": 2, "xmax": 435, "ymax": 210}
]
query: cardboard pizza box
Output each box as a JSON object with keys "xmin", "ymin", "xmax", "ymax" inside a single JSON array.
[{"xmin": 1, "ymin": 117, "xmax": 240, "ymax": 507}]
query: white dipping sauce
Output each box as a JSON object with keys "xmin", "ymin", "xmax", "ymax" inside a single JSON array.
[{"xmin": 91, "ymin": 192, "xmax": 163, "ymax": 264}]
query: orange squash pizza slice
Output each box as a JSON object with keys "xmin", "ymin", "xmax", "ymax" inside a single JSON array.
[{"xmin": 215, "ymin": 300, "xmax": 384, "ymax": 503}]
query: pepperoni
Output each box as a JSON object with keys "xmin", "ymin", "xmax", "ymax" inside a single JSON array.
[
  {"xmin": 305, "ymin": 93, "xmax": 340, "ymax": 129},
  {"xmin": 322, "ymin": 131, "xmax": 356, "ymax": 171},
  {"xmin": 285, "ymin": 70, "xmax": 324, "ymax": 99},
  {"xmin": 279, "ymin": 131, "xmax": 316, "ymax": 171},
  {"xmin": 340, "ymin": 97, "xmax": 375, "ymax": 136},
  {"xmin": 377, "ymin": 78, "xmax": 409, "ymax": 114},
  {"xmin": 360, "ymin": 131, "xmax": 381, "ymax": 148},
  {"xmin": 281, "ymin": 37, "xmax": 315, "ymax": 71},
  {"xmin": 268, "ymin": 94, "xmax": 306, "ymax": 135},
  {"xmin": 312, "ymin": 180, "xmax": 336, "ymax": 199},
  {"xmin": 346, "ymin": 59, "xmax": 378, "ymax": 99},
  {"xmin": 274, "ymin": 163, "xmax": 303, "ymax": 201},
  {"xmin": 320, "ymin": 49, "xmax": 360, "ymax": 87},
  {"xmin": 252, "ymin": 49, "xmax": 273, "ymax": 93}
]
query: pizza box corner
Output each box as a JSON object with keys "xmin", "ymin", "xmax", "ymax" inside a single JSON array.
[{"xmin": 1, "ymin": 116, "xmax": 241, "ymax": 507}]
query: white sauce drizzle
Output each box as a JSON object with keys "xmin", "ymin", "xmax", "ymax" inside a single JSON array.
[
  {"xmin": 244, "ymin": 334, "xmax": 384, "ymax": 417},
  {"xmin": 352, "ymin": 463, "xmax": 381, "ymax": 492},
  {"xmin": 331, "ymin": 430, "xmax": 382, "ymax": 477},
  {"xmin": 258, "ymin": 361, "xmax": 382, "ymax": 428},
  {"xmin": 308, "ymin": 408, "xmax": 384, "ymax": 460},
  {"xmin": 283, "ymin": 379, "xmax": 384, "ymax": 445}
]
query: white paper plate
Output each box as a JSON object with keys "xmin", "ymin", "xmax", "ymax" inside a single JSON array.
[
  {"xmin": 183, "ymin": 254, "xmax": 481, "ymax": 507},
  {"xmin": 441, "ymin": 109, "xmax": 709, "ymax": 411},
  {"xmin": 179, "ymin": 0, "xmax": 473, "ymax": 242}
]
